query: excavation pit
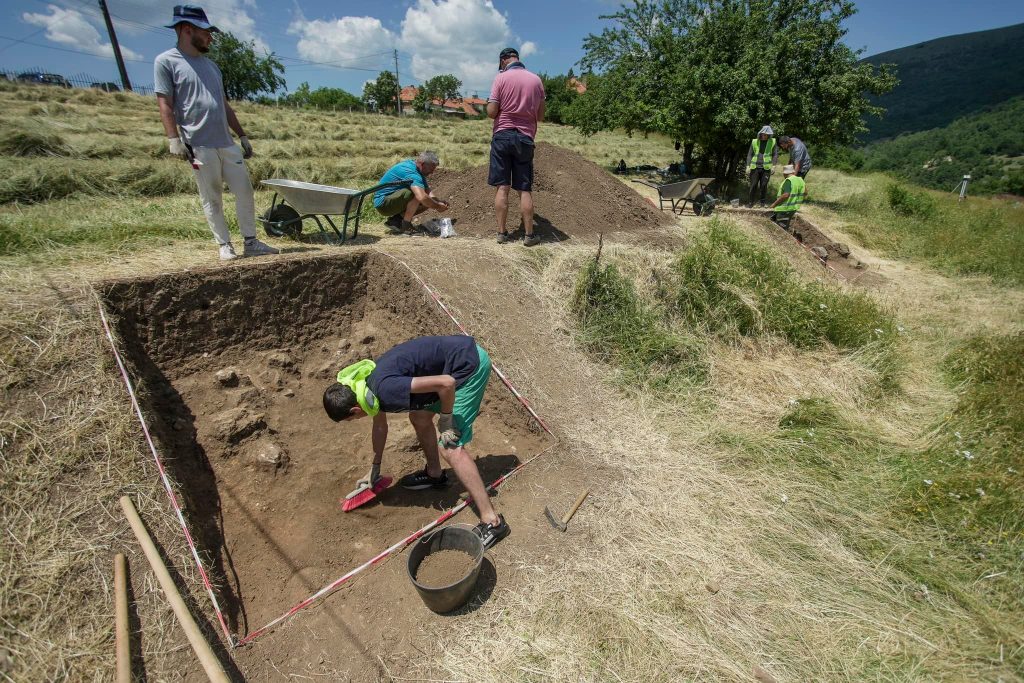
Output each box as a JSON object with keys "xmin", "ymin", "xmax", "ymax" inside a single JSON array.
[{"xmin": 99, "ymin": 251, "xmax": 550, "ymax": 640}]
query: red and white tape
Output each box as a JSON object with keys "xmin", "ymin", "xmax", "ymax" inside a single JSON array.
[{"xmin": 97, "ymin": 301, "xmax": 236, "ymax": 646}]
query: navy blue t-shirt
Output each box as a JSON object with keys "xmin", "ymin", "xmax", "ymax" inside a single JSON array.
[{"xmin": 367, "ymin": 335, "xmax": 480, "ymax": 412}]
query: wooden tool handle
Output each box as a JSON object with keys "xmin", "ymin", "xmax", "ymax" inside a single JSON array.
[
  {"xmin": 114, "ymin": 553, "xmax": 131, "ymax": 683},
  {"xmin": 560, "ymin": 489, "xmax": 590, "ymax": 525},
  {"xmin": 120, "ymin": 496, "xmax": 230, "ymax": 683}
]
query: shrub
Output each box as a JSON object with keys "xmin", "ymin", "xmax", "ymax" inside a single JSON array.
[{"xmin": 886, "ymin": 183, "xmax": 935, "ymax": 218}]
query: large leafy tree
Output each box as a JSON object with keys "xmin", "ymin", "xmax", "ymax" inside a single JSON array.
[
  {"xmin": 568, "ymin": 0, "xmax": 897, "ymax": 178},
  {"xmin": 362, "ymin": 70, "xmax": 400, "ymax": 113},
  {"xmin": 208, "ymin": 32, "xmax": 285, "ymax": 101},
  {"xmin": 413, "ymin": 74, "xmax": 464, "ymax": 111},
  {"xmin": 538, "ymin": 72, "xmax": 582, "ymax": 124}
]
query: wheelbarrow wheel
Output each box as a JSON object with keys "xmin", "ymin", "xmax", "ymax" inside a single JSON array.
[
  {"xmin": 262, "ymin": 204, "xmax": 302, "ymax": 238},
  {"xmin": 692, "ymin": 193, "xmax": 714, "ymax": 216}
]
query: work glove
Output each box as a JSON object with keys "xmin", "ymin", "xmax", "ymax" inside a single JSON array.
[
  {"xmin": 168, "ymin": 137, "xmax": 187, "ymax": 159},
  {"xmin": 355, "ymin": 462, "xmax": 382, "ymax": 489},
  {"xmin": 239, "ymin": 135, "xmax": 253, "ymax": 159},
  {"xmin": 437, "ymin": 412, "xmax": 461, "ymax": 449}
]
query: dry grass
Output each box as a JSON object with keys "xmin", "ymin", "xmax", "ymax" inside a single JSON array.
[{"xmin": 2, "ymin": 82, "xmax": 1022, "ymax": 681}]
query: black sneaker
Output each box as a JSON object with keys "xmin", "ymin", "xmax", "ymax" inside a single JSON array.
[
  {"xmin": 399, "ymin": 469, "xmax": 450, "ymax": 490},
  {"xmin": 496, "ymin": 231, "xmax": 510, "ymax": 244},
  {"xmin": 473, "ymin": 515, "xmax": 510, "ymax": 549},
  {"xmin": 523, "ymin": 233, "xmax": 540, "ymax": 247},
  {"xmin": 384, "ymin": 214, "xmax": 403, "ymax": 232}
]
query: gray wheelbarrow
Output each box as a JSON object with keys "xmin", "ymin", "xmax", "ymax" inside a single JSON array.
[{"xmin": 258, "ymin": 178, "xmax": 412, "ymax": 243}]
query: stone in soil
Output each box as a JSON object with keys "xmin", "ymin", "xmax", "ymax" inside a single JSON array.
[{"xmin": 415, "ymin": 549, "xmax": 477, "ymax": 588}]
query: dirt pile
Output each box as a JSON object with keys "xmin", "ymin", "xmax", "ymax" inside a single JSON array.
[{"xmin": 430, "ymin": 142, "xmax": 670, "ymax": 241}]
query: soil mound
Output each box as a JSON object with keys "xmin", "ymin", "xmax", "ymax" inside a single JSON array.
[{"xmin": 431, "ymin": 142, "xmax": 670, "ymax": 241}]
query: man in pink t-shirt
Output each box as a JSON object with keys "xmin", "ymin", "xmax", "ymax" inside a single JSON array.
[{"xmin": 487, "ymin": 47, "xmax": 545, "ymax": 247}]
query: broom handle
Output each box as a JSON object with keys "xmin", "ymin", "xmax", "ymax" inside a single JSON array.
[
  {"xmin": 561, "ymin": 489, "xmax": 590, "ymax": 525},
  {"xmin": 119, "ymin": 496, "xmax": 230, "ymax": 683},
  {"xmin": 114, "ymin": 553, "xmax": 131, "ymax": 683}
]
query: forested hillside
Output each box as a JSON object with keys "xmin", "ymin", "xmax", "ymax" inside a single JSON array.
[
  {"xmin": 860, "ymin": 97, "xmax": 1024, "ymax": 195},
  {"xmin": 860, "ymin": 23, "xmax": 1024, "ymax": 142}
]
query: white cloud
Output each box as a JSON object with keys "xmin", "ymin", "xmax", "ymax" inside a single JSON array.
[
  {"xmin": 519, "ymin": 41, "xmax": 537, "ymax": 57},
  {"xmin": 289, "ymin": 15, "xmax": 396, "ymax": 64},
  {"xmin": 23, "ymin": 5, "xmax": 143, "ymax": 60},
  {"xmin": 399, "ymin": 0, "xmax": 521, "ymax": 92}
]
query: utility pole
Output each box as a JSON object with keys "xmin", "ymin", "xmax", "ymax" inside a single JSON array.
[
  {"xmin": 393, "ymin": 49, "xmax": 402, "ymax": 116},
  {"xmin": 98, "ymin": 0, "xmax": 132, "ymax": 91}
]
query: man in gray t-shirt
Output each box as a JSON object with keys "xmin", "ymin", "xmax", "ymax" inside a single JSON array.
[
  {"xmin": 779, "ymin": 136, "xmax": 812, "ymax": 179},
  {"xmin": 154, "ymin": 4, "xmax": 277, "ymax": 261}
]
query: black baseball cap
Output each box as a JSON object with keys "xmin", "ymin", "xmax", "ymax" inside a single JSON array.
[
  {"xmin": 166, "ymin": 5, "xmax": 220, "ymax": 32},
  {"xmin": 499, "ymin": 47, "xmax": 519, "ymax": 60}
]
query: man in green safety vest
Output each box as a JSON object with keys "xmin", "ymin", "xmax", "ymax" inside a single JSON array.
[
  {"xmin": 768, "ymin": 164, "xmax": 806, "ymax": 231},
  {"xmin": 746, "ymin": 125, "xmax": 778, "ymax": 207}
]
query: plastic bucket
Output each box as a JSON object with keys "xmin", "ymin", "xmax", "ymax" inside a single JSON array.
[{"xmin": 407, "ymin": 525, "xmax": 484, "ymax": 613}]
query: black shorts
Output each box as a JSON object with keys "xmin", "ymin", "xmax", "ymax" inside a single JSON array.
[{"xmin": 488, "ymin": 129, "xmax": 535, "ymax": 192}]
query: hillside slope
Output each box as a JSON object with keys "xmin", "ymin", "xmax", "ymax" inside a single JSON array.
[
  {"xmin": 862, "ymin": 97, "xmax": 1024, "ymax": 194},
  {"xmin": 861, "ymin": 23, "xmax": 1024, "ymax": 142}
]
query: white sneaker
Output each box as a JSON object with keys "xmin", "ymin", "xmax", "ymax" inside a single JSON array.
[
  {"xmin": 219, "ymin": 243, "xmax": 238, "ymax": 261},
  {"xmin": 243, "ymin": 238, "xmax": 279, "ymax": 257}
]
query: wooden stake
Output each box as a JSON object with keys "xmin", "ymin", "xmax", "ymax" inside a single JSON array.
[
  {"xmin": 119, "ymin": 496, "xmax": 230, "ymax": 683},
  {"xmin": 114, "ymin": 553, "xmax": 131, "ymax": 683}
]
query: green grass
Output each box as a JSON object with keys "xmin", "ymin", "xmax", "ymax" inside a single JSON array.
[
  {"xmin": 807, "ymin": 171, "xmax": 1024, "ymax": 284},
  {"xmin": 571, "ymin": 220, "xmax": 901, "ymax": 388}
]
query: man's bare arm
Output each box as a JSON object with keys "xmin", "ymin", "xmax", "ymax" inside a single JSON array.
[
  {"xmin": 410, "ymin": 375, "xmax": 456, "ymax": 414},
  {"xmin": 411, "ymin": 185, "xmax": 447, "ymax": 211},
  {"xmin": 157, "ymin": 94, "xmax": 178, "ymax": 137},
  {"xmin": 225, "ymin": 102, "xmax": 246, "ymax": 138},
  {"xmin": 486, "ymin": 101, "xmax": 500, "ymax": 119}
]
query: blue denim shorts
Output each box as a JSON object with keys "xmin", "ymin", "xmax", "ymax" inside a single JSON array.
[{"xmin": 488, "ymin": 129, "xmax": 535, "ymax": 192}]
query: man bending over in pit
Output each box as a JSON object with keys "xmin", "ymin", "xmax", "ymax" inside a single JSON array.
[{"xmin": 323, "ymin": 335, "xmax": 509, "ymax": 548}]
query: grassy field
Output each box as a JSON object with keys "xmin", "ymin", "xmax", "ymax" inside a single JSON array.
[{"xmin": 1, "ymin": 82, "xmax": 1022, "ymax": 681}]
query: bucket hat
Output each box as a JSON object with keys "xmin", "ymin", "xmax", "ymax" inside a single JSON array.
[{"xmin": 165, "ymin": 5, "xmax": 220, "ymax": 32}]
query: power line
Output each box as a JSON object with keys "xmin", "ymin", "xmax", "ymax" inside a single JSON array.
[{"xmin": 0, "ymin": 33, "xmax": 149, "ymax": 62}]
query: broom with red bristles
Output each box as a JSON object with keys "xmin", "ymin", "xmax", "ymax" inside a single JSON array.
[{"xmin": 341, "ymin": 463, "xmax": 392, "ymax": 512}]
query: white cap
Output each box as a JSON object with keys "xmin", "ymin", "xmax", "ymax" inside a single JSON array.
[
  {"xmin": 759, "ymin": 125, "xmax": 774, "ymax": 135},
  {"xmin": 782, "ymin": 164, "xmax": 796, "ymax": 175}
]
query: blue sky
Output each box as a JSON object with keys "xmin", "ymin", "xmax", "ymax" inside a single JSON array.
[{"xmin": 2, "ymin": 0, "xmax": 1022, "ymax": 95}]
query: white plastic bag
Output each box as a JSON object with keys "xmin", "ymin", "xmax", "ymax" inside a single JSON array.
[{"xmin": 438, "ymin": 217, "xmax": 456, "ymax": 239}]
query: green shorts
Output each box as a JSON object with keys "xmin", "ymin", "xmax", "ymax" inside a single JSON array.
[
  {"xmin": 376, "ymin": 188, "xmax": 414, "ymax": 218},
  {"xmin": 426, "ymin": 345, "xmax": 491, "ymax": 447}
]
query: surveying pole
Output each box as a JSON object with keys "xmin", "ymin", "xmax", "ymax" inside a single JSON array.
[
  {"xmin": 98, "ymin": 0, "xmax": 133, "ymax": 91},
  {"xmin": 394, "ymin": 49, "xmax": 402, "ymax": 116},
  {"xmin": 953, "ymin": 174, "xmax": 971, "ymax": 203}
]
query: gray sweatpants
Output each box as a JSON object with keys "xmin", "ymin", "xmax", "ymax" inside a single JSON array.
[{"xmin": 192, "ymin": 144, "xmax": 256, "ymax": 245}]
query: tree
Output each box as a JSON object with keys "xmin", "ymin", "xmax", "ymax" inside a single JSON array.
[
  {"xmin": 362, "ymin": 70, "xmax": 400, "ymax": 113},
  {"xmin": 413, "ymin": 74, "xmax": 464, "ymax": 112},
  {"xmin": 280, "ymin": 82, "xmax": 362, "ymax": 110},
  {"xmin": 208, "ymin": 31, "xmax": 285, "ymax": 101},
  {"xmin": 567, "ymin": 0, "xmax": 897, "ymax": 179},
  {"xmin": 538, "ymin": 72, "xmax": 582, "ymax": 124}
]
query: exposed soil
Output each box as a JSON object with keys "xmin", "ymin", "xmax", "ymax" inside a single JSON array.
[
  {"xmin": 99, "ymin": 251, "xmax": 553, "ymax": 680},
  {"xmin": 429, "ymin": 142, "xmax": 672, "ymax": 242},
  {"xmin": 415, "ymin": 549, "xmax": 477, "ymax": 588}
]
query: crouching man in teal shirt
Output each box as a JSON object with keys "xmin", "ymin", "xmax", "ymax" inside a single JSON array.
[
  {"xmin": 323, "ymin": 335, "xmax": 509, "ymax": 549},
  {"xmin": 373, "ymin": 151, "xmax": 449, "ymax": 234}
]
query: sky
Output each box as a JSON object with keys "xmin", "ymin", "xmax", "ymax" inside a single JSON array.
[{"xmin": 1, "ymin": 0, "xmax": 1022, "ymax": 96}]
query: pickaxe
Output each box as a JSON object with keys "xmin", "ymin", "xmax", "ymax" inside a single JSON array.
[{"xmin": 544, "ymin": 489, "xmax": 590, "ymax": 532}]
